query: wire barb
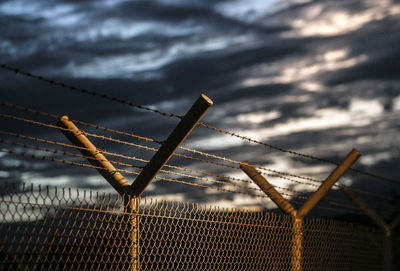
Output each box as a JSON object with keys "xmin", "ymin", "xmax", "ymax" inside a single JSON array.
[{"xmin": 1, "ymin": 111, "xmax": 397, "ymax": 203}]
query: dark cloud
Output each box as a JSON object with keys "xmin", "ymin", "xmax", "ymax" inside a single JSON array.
[
  {"xmin": 0, "ymin": 0, "xmax": 399, "ymax": 215},
  {"xmin": 326, "ymin": 52, "xmax": 400, "ymax": 85}
]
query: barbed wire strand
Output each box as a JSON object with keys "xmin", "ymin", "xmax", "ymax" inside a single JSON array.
[
  {"xmin": 1, "ymin": 64, "xmax": 398, "ymax": 185},
  {"xmin": 1, "ymin": 111, "xmax": 355, "ymax": 203},
  {"xmin": 0, "ymin": 113, "xmax": 329, "ymax": 185},
  {"xmin": 0, "ymin": 121, "xmax": 396, "ymax": 203},
  {"xmin": 0, "ymin": 138, "xmax": 145, "ymax": 170},
  {"xmin": 0, "ymin": 138, "xmax": 390, "ymax": 213},
  {"xmin": 0, "ymin": 113, "xmax": 160, "ymax": 152},
  {"xmin": 2, "ymin": 100, "xmax": 399, "ymax": 188},
  {"xmin": 0, "ymin": 101, "xmax": 160, "ymax": 144},
  {"xmin": 0, "ymin": 138, "xmax": 264, "ymax": 194},
  {"xmin": 1, "ymin": 101, "xmax": 323, "ymax": 184},
  {"xmin": 0, "ymin": 138, "xmax": 319, "ymax": 203},
  {"xmin": 0, "ymin": 147, "xmax": 381, "ymax": 215},
  {"xmin": 0, "ymin": 149, "xmax": 273, "ymax": 201}
]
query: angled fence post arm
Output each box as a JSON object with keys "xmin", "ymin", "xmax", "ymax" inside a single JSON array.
[
  {"xmin": 342, "ymin": 187, "xmax": 394, "ymax": 271},
  {"xmin": 342, "ymin": 187, "xmax": 388, "ymax": 230},
  {"xmin": 131, "ymin": 94, "xmax": 213, "ymax": 197},
  {"xmin": 297, "ymin": 148, "xmax": 361, "ymax": 219},
  {"xmin": 240, "ymin": 161, "xmax": 296, "ymax": 215},
  {"xmin": 58, "ymin": 115, "xmax": 130, "ymax": 195}
]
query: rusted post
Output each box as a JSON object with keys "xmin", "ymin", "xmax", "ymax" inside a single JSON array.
[
  {"xmin": 240, "ymin": 148, "xmax": 360, "ymax": 271},
  {"xmin": 58, "ymin": 116, "xmax": 139, "ymax": 270},
  {"xmin": 241, "ymin": 161, "xmax": 296, "ymax": 214},
  {"xmin": 343, "ymin": 187, "xmax": 400, "ymax": 271},
  {"xmin": 131, "ymin": 94, "xmax": 213, "ymax": 197}
]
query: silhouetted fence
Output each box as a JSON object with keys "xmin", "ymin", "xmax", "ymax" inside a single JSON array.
[{"xmin": 1, "ymin": 184, "xmax": 396, "ymax": 271}]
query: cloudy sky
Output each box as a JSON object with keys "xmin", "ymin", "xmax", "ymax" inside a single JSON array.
[{"xmin": 0, "ymin": 0, "xmax": 399, "ymax": 217}]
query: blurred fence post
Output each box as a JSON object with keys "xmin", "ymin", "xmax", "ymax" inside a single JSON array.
[
  {"xmin": 343, "ymin": 187, "xmax": 400, "ymax": 271},
  {"xmin": 241, "ymin": 148, "xmax": 360, "ymax": 271}
]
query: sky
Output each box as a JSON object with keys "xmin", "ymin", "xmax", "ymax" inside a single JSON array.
[{"xmin": 0, "ymin": 0, "xmax": 399, "ymax": 217}]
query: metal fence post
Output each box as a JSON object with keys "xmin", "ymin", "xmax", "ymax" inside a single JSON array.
[
  {"xmin": 124, "ymin": 195, "xmax": 140, "ymax": 271},
  {"xmin": 58, "ymin": 94, "xmax": 213, "ymax": 271},
  {"xmin": 292, "ymin": 216, "xmax": 303, "ymax": 271},
  {"xmin": 241, "ymin": 148, "xmax": 360, "ymax": 271},
  {"xmin": 343, "ymin": 187, "xmax": 400, "ymax": 271}
]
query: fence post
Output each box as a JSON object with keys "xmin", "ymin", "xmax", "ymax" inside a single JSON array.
[
  {"xmin": 124, "ymin": 196, "xmax": 140, "ymax": 271},
  {"xmin": 292, "ymin": 217, "xmax": 303, "ymax": 271},
  {"xmin": 240, "ymin": 148, "xmax": 360, "ymax": 271},
  {"xmin": 58, "ymin": 94, "xmax": 213, "ymax": 271},
  {"xmin": 343, "ymin": 187, "xmax": 400, "ymax": 271}
]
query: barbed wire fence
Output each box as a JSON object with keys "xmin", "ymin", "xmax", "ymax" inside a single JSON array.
[{"xmin": 0, "ymin": 64, "xmax": 399, "ymax": 270}]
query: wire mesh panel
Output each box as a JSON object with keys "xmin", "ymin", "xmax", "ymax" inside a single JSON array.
[
  {"xmin": 0, "ymin": 184, "xmax": 396, "ymax": 271},
  {"xmin": 302, "ymin": 218, "xmax": 383, "ymax": 271},
  {"xmin": 139, "ymin": 201, "xmax": 292, "ymax": 270},
  {"xmin": 0, "ymin": 186, "xmax": 132, "ymax": 271}
]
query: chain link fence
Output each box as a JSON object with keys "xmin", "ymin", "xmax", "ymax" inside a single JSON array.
[{"xmin": 0, "ymin": 184, "xmax": 397, "ymax": 271}]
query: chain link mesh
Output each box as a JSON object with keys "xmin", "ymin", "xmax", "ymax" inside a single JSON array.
[{"xmin": 0, "ymin": 184, "xmax": 397, "ymax": 271}]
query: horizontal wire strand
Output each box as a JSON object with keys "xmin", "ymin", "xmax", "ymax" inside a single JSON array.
[
  {"xmin": 2, "ymin": 101, "xmax": 399, "ymax": 191},
  {"xmin": 0, "ymin": 148, "xmax": 268, "ymax": 199},
  {"xmin": 0, "ymin": 138, "xmax": 264, "ymax": 195},
  {"xmin": 3, "ymin": 101, "xmax": 320, "ymax": 184},
  {"xmin": 0, "ymin": 137, "xmax": 381, "ymax": 213},
  {"xmin": 1, "ymin": 64, "xmax": 398, "ymax": 185},
  {"xmin": 0, "ymin": 101, "xmax": 160, "ymax": 144},
  {"xmin": 0, "ymin": 116, "xmax": 396, "ymax": 203},
  {"xmin": 0, "ymin": 150, "xmax": 381, "ymax": 215},
  {"xmin": 0, "ymin": 112, "xmax": 325, "ymax": 185}
]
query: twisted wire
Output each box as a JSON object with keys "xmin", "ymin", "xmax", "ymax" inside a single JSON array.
[
  {"xmin": 0, "ymin": 138, "xmax": 261, "ymax": 194},
  {"xmin": 1, "ymin": 114, "xmax": 396, "ymax": 203},
  {"xmin": 0, "ymin": 64, "xmax": 177, "ymax": 118},
  {"xmin": 0, "ymin": 138, "xmax": 145, "ymax": 170},
  {"xmin": 0, "ymin": 101, "xmax": 160, "ymax": 144},
  {"xmin": 0, "ymin": 137, "xmax": 309, "ymax": 202},
  {"xmin": 0, "ymin": 148, "xmax": 266, "ymax": 199},
  {"xmin": 0, "ymin": 138, "xmax": 375, "ymax": 213},
  {"xmin": 1, "ymin": 65, "xmax": 398, "ymax": 185},
  {"xmin": 3, "ymin": 101, "xmax": 313, "ymax": 183},
  {"xmin": 0, "ymin": 112, "xmax": 324, "ymax": 186},
  {"xmin": 0, "ymin": 112, "xmax": 317, "ymax": 191},
  {"xmin": 0, "ymin": 149, "xmax": 131, "ymax": 174},
  {"xmin": 0, "ymin": 113, "xmax": 159, "ymax": 152},
  {"xmin": 2, "ymin": 101, "xmax": 399, "ymax": 188},
  {"xmin": 1, "ymin": 148, "xmax": 376, "ymax": 215}
]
